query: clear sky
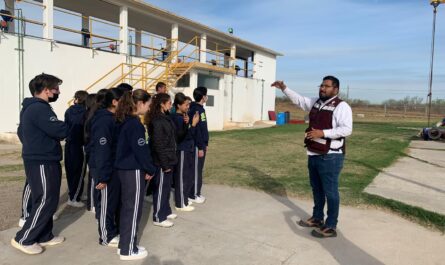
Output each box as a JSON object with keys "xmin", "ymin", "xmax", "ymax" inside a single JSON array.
[{"xmin": 145, "ymin": 0, "xmax": 445, "ymax": 103}]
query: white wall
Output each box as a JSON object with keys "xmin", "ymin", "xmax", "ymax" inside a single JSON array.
[
  {"xmin": 0, "ymin": 34, "xmax": 146, "ymax": 132},
  {"xmin": 253, "ymin": 51, "xmax": 277, "ymax": 120}
]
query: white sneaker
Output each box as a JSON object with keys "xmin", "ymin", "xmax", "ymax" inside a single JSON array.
[
  {"xmin": 190, "ymin": 196, "xmax": 205, "ymax": 204},
  {"xmin": 67, "ymin": 200, "xmax": 85, "ymax": 208},
  {"xmin": 39, "ymin": 236, "xmax": 65, "ymax": 246},
  {"xmin": 107, "ymin": 235, "xmax": 119, "ymax": 247},
  {"xmin": 89, "ymin": 207, "xmax": 96, "ymax": 214},
  {"xmin": 80, "ymin": 195, "xmax": 88, "ymax": 201},
  {"xmin": 120, "ymin": 248, "xmax": 148, "ymax": 261},
  {"xmin": 117, "ymin": 246, "xmax": 146, "ymax": 255},
  {"xmin": 18, "ymin": 218, "xmax": 26, "ymax": 228},
  {"xmin": 175, "ymin": 205, "xmax": 195, "ymax": 212},
  {"xmin": 53, "ymin": 214, "xmax": 59, "ymax": 221},
  {"xmin": 11, "ymin": 239, "xmax": 43, "ymax": 255},
  {"xmin": 153, "ymin": 220, "xmax": 174, "ymax": 228},
  {"xmin": 167, "ymin": 213, "xmax": 177, "ymax": 219}
]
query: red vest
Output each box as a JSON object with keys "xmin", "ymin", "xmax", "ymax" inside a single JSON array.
[{"xmin": 305, "ymin": 97, "xmax": 345, "ymax": 154}]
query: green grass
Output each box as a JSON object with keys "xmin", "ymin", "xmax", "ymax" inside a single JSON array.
[{"xmin": 205, "ymin": 121, "xmax": 445, "ymax": 232}]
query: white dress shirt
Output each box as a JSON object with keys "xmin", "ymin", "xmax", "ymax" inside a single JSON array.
[{"xmin": 283, "ymin": 87, "xmax": 353, "ymax": 156}]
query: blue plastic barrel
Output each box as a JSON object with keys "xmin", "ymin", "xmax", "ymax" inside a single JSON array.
[{"xmin": 276, "ymin": 112, "xmax": 286, "ymax": 125}]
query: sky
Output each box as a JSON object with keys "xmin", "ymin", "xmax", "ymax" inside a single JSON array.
[{"xmin": 144, "ymin": 0, "xmax": 445, "ymax": 103}]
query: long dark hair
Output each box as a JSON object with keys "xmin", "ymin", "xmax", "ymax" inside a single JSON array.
[
  {"xmin": 173, "ymin": 92, "xmax": 188, "ymax": 109},
  {"xmin": 74, "ymin": 90, "xmax": 89, "ymax": 106},
  {"xmin": 144, "ymin": 93, "xmax": 171, "ymax": 127},
  {"xmin": 84, "ymin": 88, "xmax": 123, "ymax": 144},
  {"xmin": 116, "ymin": 89, "xmax": 151, "ymax": 123}
]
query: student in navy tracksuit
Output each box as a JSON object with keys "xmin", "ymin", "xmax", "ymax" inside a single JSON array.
[
  {"xmin": 84, "ymin": 93, "xmax": 97, "ymax": 212},
  {"xmin": 189, "ymin": 87, "xmax": 209, "ymax": 204},
  {"xmin": 145, "ymin": 93, "xmax": 178, "ymax": 228},
  {"xmin": 12, "ymin": 74, "xmax": 68, "ymax": 255},
  {"xmin": 171, "ymin": 93, "xmax": 200, "ymax": 211},
  {"xmin": 114, "ymin": 89, "xmax": 156, "ymax": 261},
  {"xmin": 85, "ymin": 88, "xmax": 123, "ymax": 247},
  {"xmin": 64, "ymin": 90, "xmax": 89, "ymax": 207}
]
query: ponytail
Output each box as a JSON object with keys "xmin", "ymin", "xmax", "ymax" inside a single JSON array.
[{"xmin": 116, "ymin": 89, "xmax": 151, "ymax": 123}]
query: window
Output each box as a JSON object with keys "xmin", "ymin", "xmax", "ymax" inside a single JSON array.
[
  {"xmin": 206, "ymin": 95, "xmax": 215, "ymax": 107},
  {"xmin": 176, "ymin": 74, "xmax": 190, "ymax": 87},
  {"xmin": 198, "ymin": 74, "xmax": 219, "ymax": 90}
]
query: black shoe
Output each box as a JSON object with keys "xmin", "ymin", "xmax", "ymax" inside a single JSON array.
[
  {"xmin": 297, "ymin": 217, "xmax": 324, "ymax": 228},
  {"xmin": 311, "ymin": 226, "xmax": 337, "ymax": 238}
]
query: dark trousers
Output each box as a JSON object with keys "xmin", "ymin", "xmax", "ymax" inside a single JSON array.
[
  {"xmin": 118, "ymin": 169, "xmax": 145, "ymax": 255},
  {"xmin": 152, "ymin": 168, "xmax": 173, "ymax": 222},
  {"xmin": 145, "ymin": 177, "xmax": 155, "ymax": 197},
  {"xmin": 15, "ymin": 162, "xmax": 62, "ymax": 245},
  {"xmin": 308, "ymin": 153, "xmax": 344, "ymax": 229},
  {"xmin": 91, "ymin": 169, "xmax": 120, "ymax": 245},
  {"xmin": 190, "ymin": 147, "xmax": 206, "ymax": 199},
  {"xmin": 86, "ymin": 166, "xmax": 94, "ymax": 211},
  {"xmin": 21, "ymin": 181, "xmax": 32, "ymax": 220},
  {"xmin": 174, "ymin": 150, "xmax": 194, "ymax": 208},
  {"xmin": 64, "ymin": 143, "xmax": 85, "ymax": 201}
]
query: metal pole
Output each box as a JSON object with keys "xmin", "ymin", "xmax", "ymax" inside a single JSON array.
[{"xmin": 427, "ymin": 4, "xmax": 439, "ymax": 127}]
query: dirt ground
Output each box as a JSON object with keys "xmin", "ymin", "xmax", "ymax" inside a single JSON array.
[{"xmin": 0, "ymin": 143, "xmax": 70, "ymax": 231}]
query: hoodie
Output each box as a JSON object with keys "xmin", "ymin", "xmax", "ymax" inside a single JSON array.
[
  {"xmin": 64, "ymin": 104, "xmax": 86, "ymax": 146},
  {"xmin": 171, "ymin": 112, "xmax": 196, "ymax": 152},
  {"xmin": 189, "ymin": 102, "xmax": 208, "ymax": 150},
  {"xmin": 114, "ymin": 115, "xmax": 156, "ymax": 175},
  {"xmin": 87, "ymin": 108, "xmax": 117, "ymax": 183},
  {"xmin": 17, "ymin": 97, "xmax": 68, "ymax": 162}
]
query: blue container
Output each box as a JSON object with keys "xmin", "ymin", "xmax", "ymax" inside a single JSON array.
[{"xmin": 276, "ymin": 112, "xmax": 286, "ymax": 125}]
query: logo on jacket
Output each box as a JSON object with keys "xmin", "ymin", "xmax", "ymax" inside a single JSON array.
[
  {"xmin": 201, "ymin": 112, "xmax": 206, "ymax": 122},
  {"xmin": 49, "ymin": 116, "xmax": 58, "ymax": 122},
  {"xmin": 99, "ymin": 137, "xmax": 107, "ymax": 145},
  {"xmin": 137, "ymin": 138, "xmax": 145, "ymax": 146}
]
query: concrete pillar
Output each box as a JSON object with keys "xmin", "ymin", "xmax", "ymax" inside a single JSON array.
[
  {"xmin": 200, "ymin": 33, "xmax": 207, "ymax": 64},
  {"xmin": 5, "ymin": 0, "xmax": 14, "ymax": 32},
  {"xmin": 81, "ymin": 14, "xmax": 90, "ymax": 47},
  {"xmin": 171, "ymin": 23, "xmax": 178, "ymax": 63},
  {"xmin": 135, "ymin": 30, "xmax": 142, "ymax": 57},
  {"xmin": 230, "ymin": 44, "xmax": 236, "ymax": 68},
  {"xmin": 119, "ymin": 6, "xmax": 128, "ymax": 54},
  {"xmin": 43, "ymin": 0, "xmax": 54, "ymax": 39}
]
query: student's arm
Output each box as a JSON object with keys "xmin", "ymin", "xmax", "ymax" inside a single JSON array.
[
  {"xmin": 173, "ymin": 115, "xmax": 188, "ymax": 143},
  {"xmin": 283, "ymin": 88, "xmax": 317, "ymax": 112},
  {"xmin": 196, "ymin": 113, "xmax": 206, "ymax": 151},
  {"xmin": 129, "ymin": 120, "xmax": 156, "ymax": 175},
  {"xmin": 34, "ymin": 105, "xmax": 69, "ymax": 140},
  {"xmin": 323, "ymin": 102, "xmax": 353, "ymax": 139},
  {"xmin": 94, "ymin": 121, "xmax": 113, "ymax": 183}
]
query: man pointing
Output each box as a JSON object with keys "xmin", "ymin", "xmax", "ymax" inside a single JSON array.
[{"xmin": 272, "ymin": 76, "xmax": 352, "ymax": 238}]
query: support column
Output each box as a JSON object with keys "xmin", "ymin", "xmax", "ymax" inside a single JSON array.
[
  {"xmin": 230, "ymin": 44, "xmax": 236, "ymax": 68},
  {"xmin": 43, "ymin": 0, "xmax": 54, "ymax": 39},
  {"xmin": 200, "ymin": 33, "xmax": 207, "ymax": 64},
  {"xmin": 135, "ymin": 30, "xmax": 142, "ymax": 57},
  {"xmin": 171, "ymin": 23, "xmax": 178, "ymax": 63},
  {"xmin": 119, "ymin": 6, "xmax": 128, "ymax": 54},
  {"xmin": 81, "ymin": 14, "xmax": 90, "ymax": 47},
  {"xmin": 5, "ymin": 0, "xmax": 14, "ymax": 33}
]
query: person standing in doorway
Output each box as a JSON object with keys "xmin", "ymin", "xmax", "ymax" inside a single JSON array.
[{"xmin": 272, "ymin": 76, "xmax": 352, "ymax": 238}]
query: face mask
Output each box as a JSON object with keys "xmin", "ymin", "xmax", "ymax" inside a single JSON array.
[{"xmin": 48, "ymin": 93, "xmax": 59, "ymax": 103}]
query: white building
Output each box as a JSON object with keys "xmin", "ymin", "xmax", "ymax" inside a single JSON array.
[{"xmin": 0, "ymin": 0, "xmax": 281, "ymax": 132}]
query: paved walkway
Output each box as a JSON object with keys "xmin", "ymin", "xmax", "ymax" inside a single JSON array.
[
  {"xmin": 1, "ymin": 185, "xmax": 444, "ymax": 265},
  {"xmin": 365, "ymin": 141, "xmax": 445, "ymax": 215}
]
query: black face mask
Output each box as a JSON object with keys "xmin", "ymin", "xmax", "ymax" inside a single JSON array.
[{"xmin": 48, "ymin": 93, "xmax": 59, "ymax": 103}]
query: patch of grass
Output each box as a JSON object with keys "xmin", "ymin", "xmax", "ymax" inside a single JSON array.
[
  {"xmin": 205, "ymin": 121, "xmax": 445, "ymax": 232},
  {"xmin": 0, "ymin": 164, "xmax": 24, "ymax": 172}
]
